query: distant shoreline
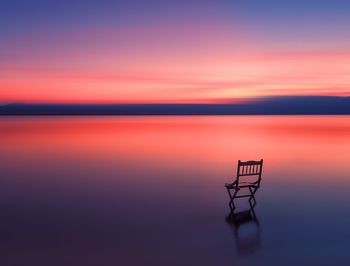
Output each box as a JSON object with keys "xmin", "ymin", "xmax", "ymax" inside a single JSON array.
[{"xmin": 1, "ymin": 96, "xmax": 349, "ymax": 115}]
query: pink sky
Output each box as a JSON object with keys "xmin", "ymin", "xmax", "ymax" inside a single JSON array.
[{"xmin": 1, "ymin": 13, "xmax": 349, "ymax": 103}]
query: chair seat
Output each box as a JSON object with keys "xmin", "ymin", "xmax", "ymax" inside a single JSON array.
[
  {"xmin": 225, "ymin": 182, "xmax": 257, "ymax": 189},
  {"xmin": 238, "ymin": 182, "xmax": 258, "ymax": 188}
]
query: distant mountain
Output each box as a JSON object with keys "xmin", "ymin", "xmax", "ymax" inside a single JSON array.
[{"xmin": 0, "ymin": 96, "xmax": 349, "ymax": 115}]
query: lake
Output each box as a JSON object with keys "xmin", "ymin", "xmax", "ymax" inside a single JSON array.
[{"xmin": 0, "ymin": 116, "xmax": 349, "ymax": 266}]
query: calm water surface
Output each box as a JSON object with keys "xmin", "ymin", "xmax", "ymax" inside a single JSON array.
[{"xmin": 0, "ymin": 116, "xmax": 349, "ymax": 266}]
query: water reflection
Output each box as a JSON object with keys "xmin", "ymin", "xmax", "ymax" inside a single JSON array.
[
  {"xmin": 226, "ymin": 206, "xmax": 261, "ymax": 255},
  {"xmin": 0, "ymin": 115, "xmax": 349, "ymax": 266}
]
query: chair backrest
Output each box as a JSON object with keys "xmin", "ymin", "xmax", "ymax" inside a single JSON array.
[{"xmin": 236, "ymin": 159, "xmax": 263, "ymax": 184}]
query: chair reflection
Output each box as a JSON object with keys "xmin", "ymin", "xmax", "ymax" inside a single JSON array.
[{"xmin": 225, "ymin": 204, "xmax": 261, "ymax": 254}]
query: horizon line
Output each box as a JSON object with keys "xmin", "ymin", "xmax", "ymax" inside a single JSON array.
[
  {"xmin": 1, "ymin": 95, "xmax": 349, "ymax": 115},
  {"xmin": 1, "ymin": 95, "xmax": 349, "ymax": 106}
]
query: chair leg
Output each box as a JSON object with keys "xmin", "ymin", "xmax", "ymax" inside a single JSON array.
[
  {"xmin": 249, "ymin": 196, "xmax": 256, "ymax": 208},
  {"xmin": 227, "ymin": 188, "xmax": 238, "ymax": 212},
  {"xmin": 249, "ymin": 206, "xmax": 259, "ymax": 225},
  {"xmin": 248, "ymin": 187, "xmax": 257, "ymax": 208},
  {"xmin": 227, "ymin": 189, "xmax": 234, "ymax": 212}
]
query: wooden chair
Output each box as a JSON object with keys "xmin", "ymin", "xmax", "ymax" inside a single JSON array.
[{"xmin": 225, "ymin": 160, "xmax": 263, "ymax": 212}]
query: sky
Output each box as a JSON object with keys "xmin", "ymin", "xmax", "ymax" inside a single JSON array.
[{"xmin": 1, "ymin": 0, "xmax": 350, "ymax": 104}]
